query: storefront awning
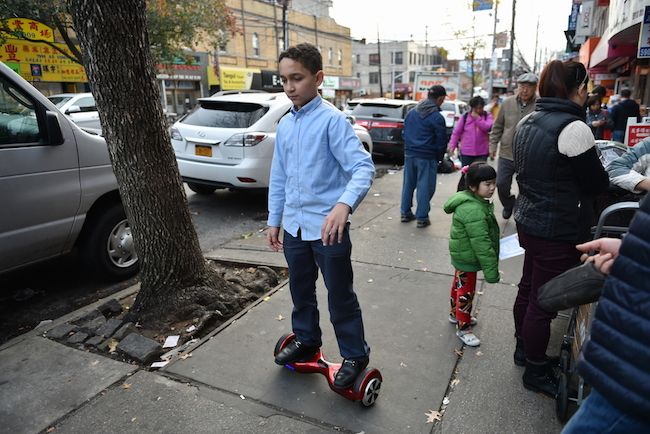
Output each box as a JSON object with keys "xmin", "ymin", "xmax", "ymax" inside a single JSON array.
[{"xmin": 589, "ymin": 35, "xmax": 636, "ymax": 69}]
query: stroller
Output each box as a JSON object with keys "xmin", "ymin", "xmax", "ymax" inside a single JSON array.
[{"xmin": 554, "ymin": 201, "xmax": 640, "ymax": 422}]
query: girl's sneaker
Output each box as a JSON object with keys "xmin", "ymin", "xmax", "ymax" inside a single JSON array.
[
  {"xmin": 456, "ymin": 329, "xmax": 481, "ymax": 347},
  {"xmin": 448, "ymin": 315, "xmax": 477, "ymax": 326}
]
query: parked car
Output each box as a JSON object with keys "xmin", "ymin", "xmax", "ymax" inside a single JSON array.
[
  {"xmin": 0, "ymin": 62, "xmax": 138, "ymax": 281},
  {"xmin": 47, "ymin": 92, "xmax": 101, "ymax": 130},
  {"xmin": 171, "ymin": 93, "xmax": 372, "ymax": 194},
  {"xmin": 350, "ymin": 98, "xmax": 417, "ymax": 161},
  {"xmin": 343, "ymin": 98, "xmax": 364, "ymax": 114},
  {"xmin": 440, "ymin": 99, "xmax": 469, "ymax": 139}
]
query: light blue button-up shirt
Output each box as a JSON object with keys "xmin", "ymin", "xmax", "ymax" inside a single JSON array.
[{"xmin": 268, "ymin": 96, "xmax": 375, "ymax": 241}]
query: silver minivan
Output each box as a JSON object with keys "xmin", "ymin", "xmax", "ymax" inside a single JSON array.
[{"xmin": 0, "ymin": 62, "xmax": 138, "ymax": 281}]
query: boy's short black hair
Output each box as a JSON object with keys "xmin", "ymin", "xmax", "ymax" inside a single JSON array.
[
  {"xmin": 279, "ymin": 43, "xmax": 322, "ymax": 74},
  {"xmin": 620, "ymin": 88, "xmax": 632, "ymax": 98},
  {"xmin": 465, "ymin": 162, "xmax": 497, "ymax": 190},
  {"xmin": 587, "ymin": 95, "xmax": 601, "ymax": 107}
]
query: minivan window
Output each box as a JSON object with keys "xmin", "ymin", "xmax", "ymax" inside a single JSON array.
[
  {"xmin": 0, "ymin": 79, "xmax": 41, "ymax": 145},
  {"xmin": 180, "ymin": 101, "xmax": 269, "ymax": 128},
  {"xmin": 351, "ymin": 103, "xmax": 404, "ymax": 119}
]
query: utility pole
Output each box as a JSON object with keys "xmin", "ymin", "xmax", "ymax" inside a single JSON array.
[
  {"xmin": 508, "ymin": 0, "xmax": 516, "ymax": 90},
  {"xmin": 282, "ymin": 0, "xmax": 289, "ymax": 52},
  {"xmin": 533, "ymin": 16, "xmax": 539, "ymax": 74},
  {"xmin": 425, "ymin": 25, "xmax": 429, "ymax": 69},
  {"xmin": 240, "ymin": 0, "xmax": 248, "ymax": 67},
  {"xmin": 273, "ymin": 1, "xmax": 280, "ymax": 66},
  {"xmin": 487, "ymin": 0, "xmax": 499, "ymax": 98},
  {"xmin": 313, "ymin": 15, "xmax": 318, "ymax": 47},
  {"xmin": 377, "ymin": 29, "xmax": 384, "ymax": 97}
]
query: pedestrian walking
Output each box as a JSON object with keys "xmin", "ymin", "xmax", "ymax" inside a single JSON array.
[
  {"xmin": 489, "ymin": 72, "xmax": 538, "ymax": 219},
  {"xmin": 267, "ymin": 43, "xmax": 375, "ymax": 388},
  {"xmin": 511, "ymin": 60, "xmax": 609, "ymax": 397},
  {"xmin": 448, "ymin": 95, "xmax": 493, "ymax": 191},
  {"xmin": 586, "ymin": 95, "xmax": 608, "ymax": 140},
  {"xmin": 561, "ymin": 195, "xmax": 650, "ymax": 433},
  {"xmin": 609, "ymin": 88, "xmax": 640, "ymax": 142},
  {"xmin": 400, "ymin": 85, "xmax": 447, "ymax": 228},
  {"xmin": 443, "ymin": 163, "xmax": 500, "ymax": 347}
]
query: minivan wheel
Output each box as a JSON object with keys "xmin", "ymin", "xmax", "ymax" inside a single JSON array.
[
  {"xmin": 187, "ymin": 182, "xmax": 217, "ymax": 195},
  {"xmin": 80, "ymin": 203, "xmax": 139, "ymax": 281}
]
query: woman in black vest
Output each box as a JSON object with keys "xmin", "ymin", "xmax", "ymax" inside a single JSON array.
[{"xmin": 511, "ymin": 61, "xmax": 609, "ymax": 396}]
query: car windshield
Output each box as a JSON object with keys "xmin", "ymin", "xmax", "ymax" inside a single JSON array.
[
  {"xmin": 48, "ymin": 96, "xmax": 72, "ymax": 109},
  {"xmin": 440, "ymin": 102, "xmax": 455, "ymax": 111},
  {"xmin": 352, "ymin": 103, "xmax": 404, "ymax": 118},
  {"xmin": 180, "ymin": 101, "xmax": 269, "ymax": 128}
]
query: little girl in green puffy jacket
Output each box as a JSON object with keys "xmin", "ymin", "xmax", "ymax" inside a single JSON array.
[{"xmin": 443, "ymin": 162, "xmax": 500, "ymax": 347}]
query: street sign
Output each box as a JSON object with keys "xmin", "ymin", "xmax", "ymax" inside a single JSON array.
[
  {"xmin": 472, "ymin": 0, "xmax": 493, "ymax": 11},
  {"xmin": 625, "ymin": 117, "xmax": 650, "ymax": 147}
]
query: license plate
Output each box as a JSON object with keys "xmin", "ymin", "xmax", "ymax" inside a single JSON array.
[{"xmin": 195, "ymin": 145, "xmax": 212, "ymax": 157}]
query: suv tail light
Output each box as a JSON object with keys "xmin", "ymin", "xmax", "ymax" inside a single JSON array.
[
  {"xmin": 224, "ymin": 132, "xmax": 268, "ymax": 147},
  {"xmin": 372, "ymin": 121, "xmax": 403, "ymax": 129},
  {"xmin": 446, "ymin": 113, "xmax": 455, "ymax": 119},
  {"xmin": 170, "ymin": 127, "xmax": 183, "ymax": 141}
]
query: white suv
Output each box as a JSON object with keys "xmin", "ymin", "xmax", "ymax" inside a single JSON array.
[
  {"xmin": 47, "ymin": 92, "xmax": 101, "ymax": 130},
  {"xmin": 440, "ymin": 99, "xmax": 469, "ymax": 139},
  {"xmin": 171, "ymin": 92, "xmax": 372, "ymax": 194}
]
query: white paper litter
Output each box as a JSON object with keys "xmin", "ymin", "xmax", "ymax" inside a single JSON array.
[
  {"xmin": 163, "ymin": 335, "xmax": 180, "ymax": 348},
  {"xmin": 499, "ymin": 233, "xmax": 525, "ymax": 260},
  {"xmin": 186, "ymin": 325, "xmax": 197, "ymax": 333},
  {"xmin": 150, "ymin": 361, "xmax": 169, "ymax": 368}
]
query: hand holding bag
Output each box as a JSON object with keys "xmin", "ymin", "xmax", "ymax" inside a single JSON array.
[{"xmin": 537, "ymin": 262, "xmax": 606, "ymax": 312}]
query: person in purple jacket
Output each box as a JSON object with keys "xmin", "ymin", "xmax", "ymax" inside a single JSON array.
[{"xmin": 448, "ymin": 96, "xmax": 494, "ymax": 191}]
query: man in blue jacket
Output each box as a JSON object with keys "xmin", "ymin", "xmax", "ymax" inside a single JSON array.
[
  {"xmin": 400, "ymin": 85, "xmax": 448, "ymax": 228},
  {"xmin": 609, "ymin": 88, "xmax": 640, "ymax": 143},
  {"xmin": 562, "ymin": 195, "xmax": 650, "ymax": 433}
]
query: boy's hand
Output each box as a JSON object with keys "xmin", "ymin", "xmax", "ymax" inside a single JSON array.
[
  {"xmin": 267, "ymin": 226, "xmax": 283, "ymax": 252},
  {"xmin": 576, "ymin": 238, "xmax": 622, "ymax": 275},
  {"xmin": 321, "ymin": 203, "xmax": 351, "ymax": 246}
]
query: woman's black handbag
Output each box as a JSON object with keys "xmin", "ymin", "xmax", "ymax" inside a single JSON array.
[{"xmin": 537, "ymin": 262, "xmax": 606, "ymax": 312}]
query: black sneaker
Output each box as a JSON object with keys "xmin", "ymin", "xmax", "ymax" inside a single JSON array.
[
  {"xmin": 522, "ymin": 360, "xmax": 559, "ymax": 398},
  {"xmin": 514, "ymin": 337, "xmax": 525, "ymax": 366},
  {"xmin": 401, "ymin": 214, "xmax": 415, "ymax": 223},
  {"xmin": 416, "ymin": 219, "xmax": 431, "ymax": 228},
  {"xmin": 333, "ymin": 357, "xmax": 369, "ymax": 389},
  {"xmin": 274, "ymin": 340, "xmax": 319, "ymax": 365}
]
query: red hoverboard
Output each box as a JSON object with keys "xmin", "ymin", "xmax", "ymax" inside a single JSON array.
[{"xmin": 274, "ymin": 333, "xmax": 383, "ymax": 407}]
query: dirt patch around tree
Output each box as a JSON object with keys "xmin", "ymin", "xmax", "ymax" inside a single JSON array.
[{"xmin": 42, "ymin": 259, "xmax": 287, "ymax": 367}]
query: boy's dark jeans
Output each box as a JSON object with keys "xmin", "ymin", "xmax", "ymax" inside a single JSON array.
[
  {"xmin": 514, "ymin": 228, "xmax": 581, "ymax": 362},
  {"xmin": 283, "ymin": 226, "xmax": 369, "ymax": 360}
]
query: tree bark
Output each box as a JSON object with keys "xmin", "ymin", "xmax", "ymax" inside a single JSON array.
[{"xmin": 66, "ymin": 0, "xmax": 228, "ymax": 327}]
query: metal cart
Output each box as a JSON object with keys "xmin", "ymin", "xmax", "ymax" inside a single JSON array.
[{"xmin": 555, "ymin": 201, "xmax": 640, "ymax": 422}]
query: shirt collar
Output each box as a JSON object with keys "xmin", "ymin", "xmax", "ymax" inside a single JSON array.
[{"xmin": 291, "ymin": 95, "xmax": 322, "ymax": 116}]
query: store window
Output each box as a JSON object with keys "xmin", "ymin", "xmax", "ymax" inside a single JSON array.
[
  {"xmin": 328, "ymin": 47, "xmax": 333, "ymax": 65},
  {"xmin": 252, "ymin": 33, "xmax": 260, "ymax": 56},
  {"xmin": 369, "ymin": 53, "xmax": 379, "ymax": 65},
  {"xmin": 338, "ymin": 49, "xmax": 342, "ymax": 66},
  {"xmin": 395, "ymin": 51, "xmax": 403, "ymax": 65}
]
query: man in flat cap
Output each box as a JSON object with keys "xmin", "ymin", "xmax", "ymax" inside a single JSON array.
[
  {"xmin": 401, "ymin": 85, "xmax": 448, "ymax": 227},
  {"xmin": 490, "ymin": 72, "xmax": 538, "ymax": 219}
]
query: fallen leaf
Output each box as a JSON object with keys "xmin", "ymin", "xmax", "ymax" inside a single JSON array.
[
  {"xmin": 121, "ymin": 383, "xmax": 132, "ymax": 389},
  {"xmin": 276, "ymin": 314, "xmax": 284, "ymax": 321},
  {"xmin": 451, "ymin": 379, "xmax": 460, "ymax": 387},
  {"xmin": 108, "ymin": 339, "xmax": 119, "ymax": 353},
  {"xmin": 131, "ymin": 417, "xmax": 137, "ymax": 422},
  {"xmin": 241, "ymin": 232, "xmax": 253, "ymax": 239},
  {"xmin": 476, "ymin": 351, "xmax": 483, "ymax": 356},
  {"xmin": 454, "ymin": 349, "xmax": 463, "ymax": 357},
  {"xmin": 46, "ymin": 427, "xmax": 55, "ymax": 433},
  {"xmin": 425, "ymin": 410, "xmax": 441, "ymax": 423}
]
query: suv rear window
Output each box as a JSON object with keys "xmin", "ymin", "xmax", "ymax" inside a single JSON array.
[
  {"xmin": 351, "ymin": 103, "xmax": 405, "ymax": 119},
  {"xmin": 180, "ymin": 101, "xmax": 269, "ymax": 128}
]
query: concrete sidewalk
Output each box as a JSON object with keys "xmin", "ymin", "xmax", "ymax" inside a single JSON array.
[{"xmin": 0, "ymin": 167, "xmax": 566, "ymax": 433}]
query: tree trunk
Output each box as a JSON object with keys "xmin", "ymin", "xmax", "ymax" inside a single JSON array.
[{"xmin": 67, "ymin": 0, "xmax": 229, "ymax": 327}]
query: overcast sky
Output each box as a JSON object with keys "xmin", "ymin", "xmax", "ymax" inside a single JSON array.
[{"xmin": 330, "ymin": 0, "xmax": 572, "ymax": 67}]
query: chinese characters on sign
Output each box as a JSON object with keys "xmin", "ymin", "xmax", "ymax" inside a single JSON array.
[
  {"xmin": 626, "ymin": 124, "xmax": 650, "ymax": 147},
  {"xmin": 1, "ymin": 18, "xmax": 55, "ymax": 42},
  {"xmin": 0, "ymin": 39, "xmax": 87, "ymax": 82}
]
